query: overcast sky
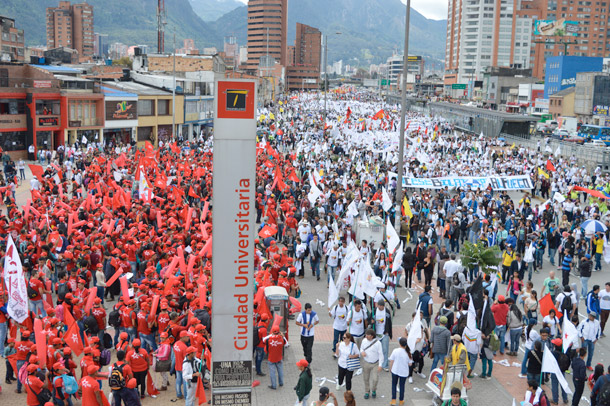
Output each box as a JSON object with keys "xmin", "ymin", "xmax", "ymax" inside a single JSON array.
[{"xmin": 235, "ymin": 0, "xmax": 448, "ymax": 21}]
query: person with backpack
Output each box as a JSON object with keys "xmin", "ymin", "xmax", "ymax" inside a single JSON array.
[
  {"xmin": 591, "ymin": 364, "xmax": 610, "ymax": 406},
  {"xmin": 110, "ymin": 350, "xmax": 134, "ymax": 405},
  {"xmin": 182, "ymin": 346, "xmax": 202, "ymax": 406},
  {"xmin": 525, "ymin": 379, "xmax": 550, "ymax": 406},
  {"xmin": 52, "ymin": 362, "xmax": 77, "ymax": 406},
  {"xmin": 417, "ymin": 285, "xmax": 434, "ymax": 326},
  {"xmin": 254, "ymin": 313, "xmax": 269, "ymax": 377},
  {"xmin": 556, "ymin": 285, "xmax": 577, "ymax": 323},
  {"xmin": 429, "ymin": 316, "xmax": 451, "ymax": 372},
  {"xmin": 329, "ymin": 296, "xmax": 348, "ymax": 354},
  {"xmin": 550, "ymin": 338, "xmax": 570, "ymax": 405},
  {"xmin": 24, "ymin": 363, "xmax": 48, "ymax": 406}
]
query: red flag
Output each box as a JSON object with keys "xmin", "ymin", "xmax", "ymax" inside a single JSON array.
[
  {"xmin": 188, "ymin": 187, "xmax": 200, "ymax": 199},
  {"xmin": 34, "ymin": 319, "xmax": 46, "ymax": 368},
  {"xmin": 120, "ymin": 276, "xmax": 130, "ymax": 303},
  {"xmin": 64, "ymin": 318, "xmax": 84, "ymax": 356},
  {"xmin": 373, "ymin": 109, "xmax": 385, "ymax": 120},
  {"xmin": 84, "ymin": 287, "xmax": 97, "ymax": 314},
  {"xmin": 546, "ymin": 159, "xmax": 556, "ymax": 172},
  {"xmin": 288, "ymin": 170, "xmax": 300, "ymax": 183},
  {"xmin": 29, "ymin": 164, "xmax": 44, "ymax": 181},
  {"xmin": 258, "ymin": 225, "xmax": 277, "ymax": 239},
  {"xmin": 7, "ymin": 354, "xmax": 18, "ymax": 379},
  {"xmin": 146, "ymin": 371, "xmax": 160, "ymax": 396},
  {"xmin": 196, "ymin": 374, "xmax": 208, "ymax": 404},
  {"xmin": 539, "ymin": 293, "xmax": 562, "ymax": 318},
  {"xmin": 154, "ymin": 173, "xmax": 167, "ymax": 189}
]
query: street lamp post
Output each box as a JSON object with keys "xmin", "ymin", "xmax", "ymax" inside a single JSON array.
[
  {"xmin": 323, "ymin": 32, "xmax": 341, "ymax": 129},
  {"xmin": 395, "ymin": 0, "xmax": 411, "ymax": 228}
]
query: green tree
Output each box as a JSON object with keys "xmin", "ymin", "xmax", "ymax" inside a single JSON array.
[
  {"xmin": 112, "ymin": 57, "xmax": 133, "ymax": 69},
  {"xmin": 459, "ymin": 242, "xmax": 501, "ymax": 274}
]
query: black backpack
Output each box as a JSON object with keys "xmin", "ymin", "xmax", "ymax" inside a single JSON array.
[
  {"xmin": 560, "ymin": 293, "xmax": 572, "ymax": 314},
  {"xmin": 109, "ymin": 363, "xmax": 126, "ymax": 390},
  {"xmin": 598, "ymin": 377, "xmax": 610, "ymax": 406},
  {"xmin": 57, "ymin": 283, "xmax": 69, "ymax": 302},
  {"xmin": 108, "ymin": 309, "xmax": 121, "ymax": 328},
  {"xmin": 83, "ymin": 315, "xmax": 99, "ymax": 334},
  {"xmin": 253, "ymin": 325, "xmax": 261, "ymax": 348}
]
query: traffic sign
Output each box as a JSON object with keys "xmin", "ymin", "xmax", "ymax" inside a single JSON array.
[{"xmin": 452, "ymin": 84, "xmax": 467, "ymax": 89}]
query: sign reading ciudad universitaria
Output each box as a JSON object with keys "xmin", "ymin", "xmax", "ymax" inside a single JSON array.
[{"xmin": 211, "ymin": 80, "xmax": 257, "ymax": 406}]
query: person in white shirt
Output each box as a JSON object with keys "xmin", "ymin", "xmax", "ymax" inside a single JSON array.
[
  {"xmin": 329, "ymin": 297, "xmax": 348, "ymax": 354},
  {"xmin": 295, "ymin": 238, "xmax": 308, "ymax": 278},
  {"xmin": 296, "ymin": 303, "xmax": 319, "ymax": 364},
  {"xmin": 542, "ymin": 309, "xmax": 562, "ymax": 338},
  {"xmin": 325, "ymin": 243, "xmax": 340, "ymax": 285},
  {"xmin": 359, "ymin": 240, "xmax": 371, "ymax": 262},
  {"xmin": 389, "ymin": 337, "xmax": 413, "ymax": 404},
  {"xmin": 578, "ymin": 311, "xmax": 601, "ymax": 368},
  {"xmin": 360, "ymin": 329, "xmax": 384, "ymax": 399},
  {"xmin": 298, "ymin": 221, "xmax": 312, "ymax": 242},
  {"xmin": 444, "ymin": 255, "xmax": 460, "ymax": 305},
  {"xmin": 462, "ymin": 324, "xmax": 483, "ymax": 378},
  {"xmin": 30, "ymin": 176, "xmax": 40, "ymax": 191},
  {"xmin": 599, "ymin": 282, "xmax": 610, "ymax": 337},
  {"xmin": 335, "ymin": 333, "xmax": 360, "ymax": 391},
  {"xmin": 347, "ymin": 299, "xmax": 368, "ymax": 347}
]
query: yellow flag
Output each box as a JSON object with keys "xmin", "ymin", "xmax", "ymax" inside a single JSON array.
[
  {"xmin": 279, "ymin": 107, "xmax": 284, "ymax": 113},
  {"xmin": 511, "ymin": 143, "xmax": 516, "ymax": 149},
  {"xmin": 402, "ymin": 197, "xmax": 413, "ymax": 219},
  {"xmin": 538, "ymin": 167, "xmax": 549, "ymax": 179},
  {"xmin": 278, "ymin": 101, "xmax": 283, "ymax": 105},
  {"xmin": 259, "ymin": 114, "xmax": 266, "ymax": 121},
  {"xmin": 269, "ymin": 112, "xmax": 275, "ymax": 121}
]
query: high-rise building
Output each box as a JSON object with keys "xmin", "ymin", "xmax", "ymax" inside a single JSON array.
[
  {"xmin": 0, "ymin": 16, "xmax": 25, "ymax": 62},
  {"xmin": 446, "ymin": 0, "xmax": 610, "ymax": 85},
  {"xmin": 46, "ymin": 1, "xmax": 94, "ymax": 59},
  {"xmin": 286, "ymin": 23, "xmax": 321, "ymax": 90},
  {"xmin": 246, "ymin": 0, "xmax": 288, "ymax": 72}
]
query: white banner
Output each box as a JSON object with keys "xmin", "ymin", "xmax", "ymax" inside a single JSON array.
[
  {"xmin": 402, "ymin": 175, "xmax": 533, "ymax": 190},
  {"xmin": 3, "ymin": 235, "xmax": 29, "ymax": 323}
]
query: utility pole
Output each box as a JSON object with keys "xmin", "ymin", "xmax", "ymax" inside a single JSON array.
[
  {"xmin": 324, "ymin": 34, "xmax": 328, "ymax": 128},
  {"xmin": 172, "ymin": 32, "xmax": 176, "ymax": 142},
  {"xmin": 395, "ymin": 0, "xmax": 411, "ymax": 228}
]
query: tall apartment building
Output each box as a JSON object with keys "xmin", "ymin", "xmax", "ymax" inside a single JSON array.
[
  {"xmin": 46, "ymin": 1, "xmax": 94, "ymax": 59},
  {"xmin": 246, "ymin": 0, "xmax": 288, "ymax": 72},
  {"xmin": 446, "ymin": 0, "xmax": 610, "ymax": 84},
  {"xmin": 286, "ymin": 23, "xmax": 321, "ymax": 90},
  {"xmin": 0, "ymin": 16, "xmax": 25, "ymax": 62}
]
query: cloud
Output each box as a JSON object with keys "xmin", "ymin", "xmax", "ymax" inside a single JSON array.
[{"xmin": 401, "ymin": 0, "xmax": 448, "ymax": 20}]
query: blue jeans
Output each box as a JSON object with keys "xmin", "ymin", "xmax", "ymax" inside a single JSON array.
[
  {"xmin": 111, "ymin": 388, "xmax": 127, "ymax": 406},
  {"xmin": 327, "ymin": 265, "xmax": 337, "ymax": 283},
  {"xmin": 535, "ymin": 249, "xmax": 544, "ymax": 269},
  {"xmin": 175, "ymin": 370, "xmax": 187, "ymax": 398},
  {"xmin": 29, "ymin": 299, "xmax": 46, "ymax": 317},
  {"xmin": 380, "ymin": 334, "xmax": 390, "ymax": 369},
  {"xmin": 332, "ymin": 329, "xmax": 345, "ymax": 352},
  {"xmin": 310, "ymin": 257, "xmax": 320, "ymax": 277},
  {"xmin": 581, "ymin": 276, "xmax": 590, "ymax": 299},
  {"xmin": 510, "ymin": 328, "xmax": 522, "ymax": 354},
  {"xmin": 583, "ymin": 339, "xmax": 595, "ymax": 367},
  {"xmin": 139, "ymin": 332, "xmax": 157, "ymax": 352},
  {"xmin": 96, "ymin": 286, "xmax": 105, "ymax": 304},
  {"xmin": 495, "ymin": 325, "xmax": 507, "ymax": 354},
  {"xmin": 0, "ymin": 321, "xmax": 6, "ymax": 356},
  {"xmin": 527, "ymin": 262, "xmax": 534, "ymax": 281},
  {"xmin": 548, "ymin": 248, "xmax": 557, "ymax": 265},
  {"xmin": 391, "ymin": 373, "xmax": 407, "ymax": 401},
  {"xmin": 430, "ymin": 353, "xmax": 446, "ymax": 371},
  {"xmin": 551, "ymin": 373, "xmax": 568, "ymax": 403},
  {"xmin": 268, "ymin": 360, "xmax": 284, "ymax": 388},
  {"xmin": 255, "ymin": 347, "xmax": 264, "ymax": 374},
  {"xmin": 595, "ymin": 253, "xmax": 602, "ymax": 270},
  {"xmin": 467, "ymin": 352, "xmax": 477, "ymax": 374},
  {"xmin": 521, "ymin": 348, "xmax": 530, "ymax": 375}
]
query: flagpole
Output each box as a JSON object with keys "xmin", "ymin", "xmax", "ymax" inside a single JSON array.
[{"xmin": 395, "ymin": 0, "xmax": 411, "ymax": 230}]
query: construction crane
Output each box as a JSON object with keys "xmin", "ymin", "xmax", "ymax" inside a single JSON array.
[{"xmin": 157, "ymin": 0, "xmax": 167, "ymax": 53}]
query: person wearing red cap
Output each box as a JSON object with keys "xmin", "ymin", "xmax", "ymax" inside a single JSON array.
[
  {"xmin": 491, "ymin": 295, "xmax": 509, "ymax": 356},
  {"xmin": 24, "ymin": 363, "xmax": 46, "ymax": 406},
  {"xmin": 109, "ymin": 350, "xmax": 134, "ymax": 405},
  {"xmin": 182, "ymin": 346, "xmax": 202, "ymax": 406},
  {"xmin": 119, "ymin": 300, "xmax": 137, "ymax": 341},
  {"xmin": 255, "ymin": 314, "xmax": 269, "ymax": 376},
  {"xmin": 126, "ymin": 338, "xmax": 149, "ymax": 399},
  {"xmin": 4, "ymin": 337, "xmax": 16, "ymax": 384},
  {"xmin": 51, "ymin": 362, "xmax": 74, "ymax": 406},
  {"xmin": 263, "ymin": 326, "xmax": 287, "ymax": 390},
  {"xmin": 173, "ymin": 330, "xmax": 190, "ymax": 399},
  {"xmin": 550, "ymin": 338, "xmax": 570, "ymax": 404},
  {"xmin": 78, "ymin": 364, "xmax": 103, "ymax": 406},
  {"xmin": 295, "ymin": 359, "xmax": 312, "ymax": 406},
  {"xmin": 15, "ymin": 330, "xmax": 32, "ymax": 393}
]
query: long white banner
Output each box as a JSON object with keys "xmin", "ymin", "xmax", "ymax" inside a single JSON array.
[
  {"xmin": 402, "ymin": 175, "xmax": 533, "ymax": 190},
  {"xmin": 3, "ymin": 235, "xmax": 29, "ymax": 323}
]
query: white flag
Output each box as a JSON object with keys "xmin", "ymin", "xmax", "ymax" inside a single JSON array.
[
  {"xmin": 346, "ymin": 201, "xmax": 359, "ymax": 217},
  {"xmin": 139, "ymin": 169, "xmax": 153, "ymax": 203},
  {"xmin": 307, "ymin": 172, "xmax": 323, "ymax": 204},
  {"xmin": 467, "ymin": 294, "xmax": 477, "ymax": 331},
  {"xmin": 381, "ymin": 187, "xmax": 393, "ymax": 212},
  {"xmin": 386, "ymin": 217, "xmax": 400, "ymax": 253},
  {"xmin": 541, "ymin": 345, "xmax": 573, "ymax": 394},
  {"xmin": 545, "ymin": 145, "xmax": 553, "ymax": 153},
  {"xmin": 348, "ymin": 259, "xmax": 384, "ymax": 300},
  {"xmin": 82, "ymin": 135, "xmax": 88, "ymax": 144},
  {"xmin": 562, "ymin": 315, "xmax": 579, "ymax": 354},
  {"xmin": 555, "ymin": 145, "xmax": 561, "ymax": 156},
  {"xmin": 553, "ymin": 192, "xmax": 566, "ymax": 203},
  {"xmin": 392, "ymin": 242, "xmax": 404, "ymax": 273},
  {"xmin": 328, "ymin": 270, "xmax": 339, "ymax": 308},
  {"xmin": 407, "ymin": 304, "xmax": 423, "ymax": 352},
  {"xmin": 3, "ymin": 235, "xmax": 29, "ymax": 323}
]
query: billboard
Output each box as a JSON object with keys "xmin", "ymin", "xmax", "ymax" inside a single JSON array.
[{"xmin": 534, "ymin": 19, "xmax": 578, "ymax": 36}]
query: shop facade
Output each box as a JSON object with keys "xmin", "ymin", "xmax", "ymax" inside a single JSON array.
[
  {"xmin": 60, "ymin": 92, "xmax": 105, "ymax": 146},
  {"xmin": 102, "ymin": 86, "xmax": 138, "ymax": 147},
  {"xmin": 183, "ymin": 95, "xmax": 214, "ymax": 141}
]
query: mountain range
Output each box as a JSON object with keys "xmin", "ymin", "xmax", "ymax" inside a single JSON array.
[{"xmin": 1, "ymin": 0, "xmax": 447, "ymax": 66}]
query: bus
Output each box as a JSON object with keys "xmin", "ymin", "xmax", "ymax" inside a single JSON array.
[{"xmin": 577, "ymin": 124, "xmax": 610, "ymax": 145}]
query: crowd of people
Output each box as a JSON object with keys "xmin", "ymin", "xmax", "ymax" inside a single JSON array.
[{"xmin": 0, "ymin": 89, "xmax": 608, "ymax": 406}]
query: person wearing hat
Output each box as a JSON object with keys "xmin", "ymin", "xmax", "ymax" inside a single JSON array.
[
  {"xmin": 311, "ymin": 386, "xmax": 338, "ymax": 406},
  {"xmin": 294, "ymin": 359, "xmax": 312, "ymax": 406},
  {"xmin": 51, "ymin": 362, "xmax": 73, "ymax": 406},
  {"xmin": 15, "ymin": 330, "xmax": 32, "ymax": 393},
  {"xmin": 577, "ymin": 311, "xmax": 602, "ymax": 370},
  {"xmin": 254, "ymin": 313, "xmax": 269, "ymax": 377},
  {"xmin": 173, "ymin": 330, "xmax": 190, "ymax": 399},
  {"xmin": 182, "ymin": 346, "xmax": 202, "ymax": 406},
  {"xmin": 262, "ymin": 326, "xmax": 287, "ymax": 390},
  {"xmin": 24, "ymin": 362, "xmax": 46, "ymax": 406},
  {"xmin": 4, "ymin": 337, "xmax": 16, "ymax": 384},
  {"xmin": 448, "ymin": 334, "xmax": 470, "ymax": 372},
  {"xmin": 593, "ymin": 231, "xmax": 604, "ymax": 271},
  {"xmin": 78, "ymin": 364, "xmax": 103, "ymax": 406},
  {"xmin": 430, "ymin": 316, "xmax": 451, "ymax": 372},
  {"xmin": 126, "ymin": 339, "xmax": 149, "ymax": 399}
]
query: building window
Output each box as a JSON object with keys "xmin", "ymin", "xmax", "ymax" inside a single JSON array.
[
  {"xmin": 35, "ymin": 100, "xmax": 60, "ymax": 115},
  {"xmin": 0, "ymin": 131, "xmax": 26, "ymax": 151},
  {"xmin": 137, "ymin": 126, "xmax": 153, "ymax": 142},
  {"xmin": 138, "ymin": 100, "xmax": 155, "ymax": 116},
  {"xmin": 0, "ymin": 99, "xmax": 26, "ymax": 115},
  {"xmin": 157, "ymin": 99, "xmax": 170, "ymax": 116}
]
